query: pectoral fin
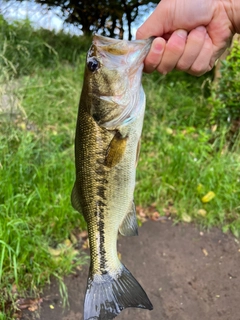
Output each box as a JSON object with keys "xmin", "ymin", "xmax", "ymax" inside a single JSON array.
[
  {"xmin": 135, "ymin": 138, "xmax": 141, "ymax": 167},
  {"xmin": 105, "ymin": 131, "xmax": 128, "ymax": 168},
  {"xmin": 71, "ymin": 183, "xmax": 82, "ymax": 214},
  {"xmin": 119, "ymin": 201, "xmax": 138, "ymax": 236}
]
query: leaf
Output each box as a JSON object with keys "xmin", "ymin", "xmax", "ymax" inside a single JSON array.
[
  {"xmin": 196, "ymin": 183, "xmax": 204, "ymax": 193},
  {"xmin": 79, "ymin": 230, "xmax": 88, "ymax": 239},
  {"xmin": 70, "ymin": 232, "xmax": 78, "ymax": 244},
  {"xmin": 48, "ymin": 247, "xmax": 63, "ymax": 257},
  {"xmin": 17, "ymin": 298, "xmax": 42, "ymax": 311},
  {"xmin": 166, "ymin": 127, "xmax": 173, "ymax": 135},
  {"xmin": 150, "ymin": 211, "xmax": 160, "ymax": 221},
  {"xmin": 82, "ymin": 239, "xmax": 89, "ymax": 249},
  {"xmin": 202, "ymin": 248, "xmax": 208, "ymax": 256},
  {"xmin": 201, "ymin": 191, "xmax": 216, "ymax": 203},
  {"xmin": 182, "ymin": 213, "xmax": 192, "ymax": 223},
  {"xmin": 63, "ymin": 239, "xmax": 72, "ymax": 247},
  {"xmin": 197, "ymin": 209, "xmax": 207, "ymax": 217}
]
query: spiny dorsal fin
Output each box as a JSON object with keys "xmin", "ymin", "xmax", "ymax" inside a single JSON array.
[
  {"xmin": 119, "ymin": 201, "xmax": 138, "ymax": 237},
  {"xmin": 104, "ymin": 131, "xmax": 128, "ymax": 168}
]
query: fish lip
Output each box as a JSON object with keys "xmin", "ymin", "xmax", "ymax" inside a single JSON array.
[
  {"xmin": 92, "ymin": 34, "xmax": 153, "ymax": 67},
  {"xmin": 92, "ymin": 33, "xmax": 153, "ymax": 46}
]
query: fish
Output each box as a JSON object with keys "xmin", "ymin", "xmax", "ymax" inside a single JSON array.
[{"xmin": 71, "ymin": 34, "xmax": 153, "ymax": 320}]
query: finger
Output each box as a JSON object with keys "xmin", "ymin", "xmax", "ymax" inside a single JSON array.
[
  {"xmin": 143, "ymin": 37, "xmax": 166, "ymax": 73},
  {"xmin": 176, "ymin": 26, "xmax": 206, "ymax": 71},
  {"xmin": 136, "ymin": 4, "xmax": 166, "ymax": 39},
  {"xmin": 156, "ymin": 29, "xmax": 188, "ymax": 74},
  {"xmin": 188, "ymin": 33, "xmax": 213, "ymax": 76}
]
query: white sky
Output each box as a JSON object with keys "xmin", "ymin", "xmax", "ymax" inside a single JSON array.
[{"xmin": 1, "ymin": 0, "xmax": 83, "ymax": 35}]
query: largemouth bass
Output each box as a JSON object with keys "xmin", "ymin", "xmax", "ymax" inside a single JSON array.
[{"xmin": 71, "ymin": 34, "xmax": 153, "ymax": 320}]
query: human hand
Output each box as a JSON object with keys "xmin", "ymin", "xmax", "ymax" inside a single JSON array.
[{"xmin": 136, "ymin": 0, "xmax": 238, "ymax": 76}]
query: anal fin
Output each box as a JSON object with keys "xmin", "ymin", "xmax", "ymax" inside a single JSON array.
[{"xmin": 119, "ymin": 201, "xmax": 138, "ymax": 236}]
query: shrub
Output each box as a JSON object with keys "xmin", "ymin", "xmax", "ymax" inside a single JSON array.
[{"xmin": 209, "ymin": 40, "xmax": 240, "ymax": 126}]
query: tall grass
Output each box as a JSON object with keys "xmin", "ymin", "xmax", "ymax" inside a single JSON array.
[
  {"xmin": 0, "ymin": 14, "xmax": 91, "ymax": 78},
  {"xmin": 0, "ymin": 16, "xmax": 89, "ymax": 317}
]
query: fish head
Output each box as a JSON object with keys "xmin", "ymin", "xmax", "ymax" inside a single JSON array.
[{"xmin": 82, "ymin": 34, "xmax": 152, "ymax": 130}]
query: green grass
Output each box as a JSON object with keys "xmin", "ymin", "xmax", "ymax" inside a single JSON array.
[
  {"xmin": 136, "ymin": 72, "xmax": 240, "ymax": 234},
  {"xmin": 0, "ymin": 15, "xmax": 240, "ymax": 318},
  {"xmin": 0, "ymin": 16, "xmax": 89, "ymax": 318}
]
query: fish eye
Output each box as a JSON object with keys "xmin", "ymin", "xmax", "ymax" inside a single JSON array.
[{"xmin": 87, "ymin": 58, "xmax": 100, "ymax": 72}]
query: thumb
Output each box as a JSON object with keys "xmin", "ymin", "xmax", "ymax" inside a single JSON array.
[{"xmin": 136, "ymin": 2, "xmax": 172, "ymax": 39}]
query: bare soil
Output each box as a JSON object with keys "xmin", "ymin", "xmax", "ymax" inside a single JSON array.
[{"xmin": 21, "ymin": 220, "xmax": 240, "ymax": 320}]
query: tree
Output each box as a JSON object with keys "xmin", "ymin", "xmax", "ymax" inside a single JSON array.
[{"xmin": 3, "ymin": 0, "xmax": 159, "ymax": 39}]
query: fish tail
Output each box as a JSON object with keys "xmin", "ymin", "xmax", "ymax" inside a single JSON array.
[{"xmin": 84, "ymin": 264, "xmax": 153, "ymax": 320}]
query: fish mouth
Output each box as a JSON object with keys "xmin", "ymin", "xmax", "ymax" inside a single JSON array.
[
  {"xmin": 92, "ymin": 34, "xmax": 153, "ymax": 71},
  {"xmin": 91, "ymin": 35, "xmax": 152, "ymax": 129}
]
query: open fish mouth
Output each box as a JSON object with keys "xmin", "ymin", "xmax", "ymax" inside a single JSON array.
[
  {"xmin": 87, "ymin": 34, "xmax": 153, "ymax": 129},
  {"xmin": 92, "ymin": 34, "xmax": 153, "ymax": 69}
]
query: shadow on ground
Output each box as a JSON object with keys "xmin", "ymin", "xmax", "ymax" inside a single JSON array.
[{"xmin": 22, "ymin": 220, "xmax": 240, "ymax": 320}]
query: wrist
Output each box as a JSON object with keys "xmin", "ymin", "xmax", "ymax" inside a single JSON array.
[{"xmin": 226, "ymin": 0, "xmax": 240, "ymax": 33}]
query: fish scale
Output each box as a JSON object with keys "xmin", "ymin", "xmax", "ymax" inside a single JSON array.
[{"xmin": 71, "ymin": 34, "xmax": 153, "ymax": 320}]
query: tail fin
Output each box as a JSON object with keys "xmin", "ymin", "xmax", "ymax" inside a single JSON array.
[{"xmin": 84, "ymin": 264, "xmax": 153, "ymax": 320}]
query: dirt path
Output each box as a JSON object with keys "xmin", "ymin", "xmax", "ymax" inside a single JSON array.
[{"xmin": 22, "ymin": 220, "xmax": 240, "ymax": 320}]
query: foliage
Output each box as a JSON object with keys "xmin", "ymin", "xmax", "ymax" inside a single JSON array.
[
  {"xmin": 2, "ymin": 0, "xmax": 158, "ymax": 40},
  {"xmin": 208, "ymin": 40, "xmax": 240, "ymax": 144},
  {"xmin": 136, "ymin": 71, "xmax": 240, "ymax": 234},
  {"xmin": 0, "ymin": 18, "xmax": 88, "ymax": 318},
  {"xmin": 0, "ymin": 15, "xmax": 91, "ymax": 78}
]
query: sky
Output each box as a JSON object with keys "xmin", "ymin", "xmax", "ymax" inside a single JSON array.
[{"xmin": 1, "ymin": 0, "xmax": 83, "ymax": 35}]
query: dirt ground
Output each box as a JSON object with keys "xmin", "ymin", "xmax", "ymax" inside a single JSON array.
[{"xmin": 21, "ymin": 220, "xmax": 240, "ymax": 320}]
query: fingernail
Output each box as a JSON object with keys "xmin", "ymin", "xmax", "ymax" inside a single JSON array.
[
  {"xmin": 175, "ymin": 29, "xmax": 187, "ymax": 38},
  {"xmin": 195, "ymin": 26, "xmax": 206, "ymax": 33}
]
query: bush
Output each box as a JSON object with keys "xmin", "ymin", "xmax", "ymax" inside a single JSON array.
[
  {"xmin": 209, "ymin": 40, "xmax": 240, "ymax": 126},
  {"xmin": 0, "ymin": 15, "xmax": 91, "ymax": 78}
]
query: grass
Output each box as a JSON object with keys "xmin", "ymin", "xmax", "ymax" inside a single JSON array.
[
  {"xmin": 0, "ymin": 16, "xmax": 89, "ymax": 318},
  {"xmin": 137, "ymin": 72, "xmax": 240, "ymax": 235},
  {"xmin": 0, "ymin": 15, "xmax": 240, "ymax": 318}
]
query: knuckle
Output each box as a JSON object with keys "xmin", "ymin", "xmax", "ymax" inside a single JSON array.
[
  {"xmin": 190, "ymin": 63, "xmax": 205, "ymax": 75},
  {"xmin": 176, "ymin": 60, "xmax": 190, "ymax": 71},
  {"xmin": 157, "ymin": 64, "xmax": 171, "ymax": 75},
  {"xmin": 204, "ymin": 40, "xmax": 213, "ymax": 52},
  {"xmin": 136, "ymin": 28, "xmax": 144, "ymax": 40},
  {"xmin": 167, "ymin": 41, "xmax": 185, "ymax": 54}
]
